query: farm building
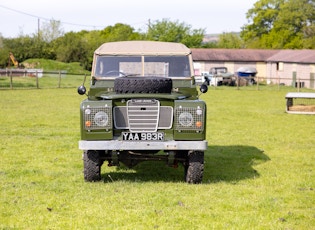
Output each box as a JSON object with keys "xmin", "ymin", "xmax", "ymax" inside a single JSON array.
[{"xmin": 191, "ymin": 49, "xmax": 315, "ymax": 89}]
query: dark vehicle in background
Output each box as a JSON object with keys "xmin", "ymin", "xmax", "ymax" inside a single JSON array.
[
  {"xmin": 208, "ymin": 67, "xmax": 235, "ymax": 86},
  {"xmin": 236, "ymin": 67, "xmax": 257, "ymax": 85}
]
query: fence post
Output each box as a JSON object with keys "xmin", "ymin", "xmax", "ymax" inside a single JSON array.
[
  {"xmin": 256, "ymin": 76, "xmax": 259, "ymax": 90},
  {"xmin": 10, "ymin": 70, "xmax": 13, "ymax": 89},
  {"xmin": 237, "ymin": 75, "xmax": 240, "ymax": 90},
  {"xmin": 36, "ymin": 70, "xmax": 39, "ymax": 89},
  {"xmin": 278, "ymin": 75, "xmax": 280, "ymax": 91},
  {"xmin": 58, "ymin": 71, "xmax": 61, "ymax": 88}
]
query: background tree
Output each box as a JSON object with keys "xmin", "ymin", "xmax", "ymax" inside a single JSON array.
[
  {"xmin": 146, "ymin": 19, "xmax": 205, "ymax": 47},
  {"xmin": 217, "ymin": 32, "xmax": 244, "ymax": 48},
  {"xmin": 0, "ymin": 34, "xmax": 57, "ymax": 68},
  {"xmin": 52, "ymin": 31, "xmax": 88, "ymax": 64},
  {"xmin": 0, "ymin": 35, "xmax": 7, "ymax": 67},
  {"xmin": 40, "ymin": 19, "xmax": 64, "ymax": 43},
  {"xmin": 241, "ymin": 0, "xmax": 315, "ymax": 49},
  {"xmin": 2, "ymin": 36, "xmax": 39, "ymax": 62},
  {"xmin": 201, "ymin": 41, "xmax": 218, "ymax": 48},
  {"xmin": 79, "ymin": 30, "xmax": 104, "ymax": 70},
  {"xmin": 100, "ymin": 23, "xmax": 143, "ymax": 42}
]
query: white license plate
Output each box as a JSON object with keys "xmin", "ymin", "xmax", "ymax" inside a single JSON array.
[{"xmin": 122, "ymin": 132, "xmax": 164, "ymax": 141}]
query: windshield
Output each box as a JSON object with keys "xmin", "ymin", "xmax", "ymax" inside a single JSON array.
[
  {"xmin": 94, "ymin": 55, "xmax": 191, "ymax": 77},
  {"xmin": 210, "ymin": 68, "xmax": 227, "ymax": 74}
]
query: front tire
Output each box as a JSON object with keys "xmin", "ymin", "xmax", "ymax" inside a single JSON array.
[
  {"xmin": 83, "ymin": 150, "xmax": 102, "ymax": 182},
  {"xmin": 184, "ymin": 151, "xmax": 204, "ymax": 184}
]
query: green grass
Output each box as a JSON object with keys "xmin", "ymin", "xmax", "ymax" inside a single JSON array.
[{"xmin": 0, "ymin": 87, "xmax": 314, "ymax": 229}]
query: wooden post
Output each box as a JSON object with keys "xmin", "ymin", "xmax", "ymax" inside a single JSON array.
[
  {"xmin": 36, "ymin": 70, "xmax": 39, "ymax": 89},
  {"xmin": 58, "ymin": 71, "xmax": 61, "ymax": 88},
  {"xmin": 10, "ymin": 70, "xmax": 13, "ymax": 89},
  {"xmin": 278, "ymin": 75, "xmax": 280, "ymax": 91}
]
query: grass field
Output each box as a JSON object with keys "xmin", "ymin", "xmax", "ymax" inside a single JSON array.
[{"xmin": 0, "ymin": 86, "xmax": 314, "ymax": 229}]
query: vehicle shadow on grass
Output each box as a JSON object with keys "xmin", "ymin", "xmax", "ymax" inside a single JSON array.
[
  {"xmin": 101, "ymin": 145, "xmax": 270, "ymax": 184},
  {"xmin": 203, "ymin": 145, "xmax": 270, "ymax": 184}
]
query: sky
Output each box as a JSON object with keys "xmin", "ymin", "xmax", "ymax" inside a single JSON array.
[{"xmin": 0, "ymin": 0, "xmax": 257, "ymax": 38}]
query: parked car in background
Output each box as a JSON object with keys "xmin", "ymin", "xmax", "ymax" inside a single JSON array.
[
  {"xmin": 208, "ymin": 67, "xmax": 235, "ymax": 86},
  {"xmin": 236, "ymin": 67, "xmax": 257, "ymax": 85}
]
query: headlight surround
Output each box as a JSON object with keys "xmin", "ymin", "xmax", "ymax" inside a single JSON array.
[
  {"xmin": 175, "ymin": 105, "xmax": 205, "ymax": 131},
  {"xmin": 84, "ymin": 106, "xmax": 112, "ymax": 130}
]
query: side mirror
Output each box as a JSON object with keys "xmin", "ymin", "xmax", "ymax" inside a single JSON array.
[
  {"xmin": 200, "ymin": 84, "xmax": 208, "ymax": 94},
  {"xmin": 77, "ymin": 85, "xmax": 86, "ymax": 95},
  {"xmin": 78, "ymin": 74, "xmax": 88, "ymax": 95}
]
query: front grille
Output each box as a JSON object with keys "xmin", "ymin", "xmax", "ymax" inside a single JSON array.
[
  {"xmin": 127, "ymin": 99, "xmax": 159, "ymax": 132},
  {"xmin": 114, "ymin": 99, "xmax": 173, "ymax": 132}
]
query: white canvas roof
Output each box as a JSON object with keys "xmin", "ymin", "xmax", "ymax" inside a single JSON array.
[{"xmin": 94, "ymin": 41, "xmax": 191, "ymax": 56}]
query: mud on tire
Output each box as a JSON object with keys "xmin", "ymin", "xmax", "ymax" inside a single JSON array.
[
  {"xmin": 83, "ymin": 150, "xmax": 102, "ymax": 182},
  {"xmin": 184, "ymin": 151, "xmax": 204, "ymax": 184},
  {"xmin": 114, "ymin": 77, "xmax": 172, "ymax": 94}
]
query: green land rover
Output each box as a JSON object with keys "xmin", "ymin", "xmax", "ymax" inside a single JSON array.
[{"xmin": 78, "ymin": 41, "xmax": 208, "ymax": 183}]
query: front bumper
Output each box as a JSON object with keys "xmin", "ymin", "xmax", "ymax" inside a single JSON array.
[{"xmin": 79, "ymin": 140, "xmax": 208, "ymax": 151}]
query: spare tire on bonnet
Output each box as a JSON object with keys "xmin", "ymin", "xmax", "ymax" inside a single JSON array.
[{"xmin": 114, "ymin": 77, "xmax": 172, "ymax": 94}]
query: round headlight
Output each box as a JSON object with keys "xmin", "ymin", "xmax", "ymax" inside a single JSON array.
[
  {"xmin": 178, "ymin": 112, "xmax": 193, "ymax": 126},
  {"xmin": 94, "ymin": 111, "xmax": 109, "ymax": 126}
]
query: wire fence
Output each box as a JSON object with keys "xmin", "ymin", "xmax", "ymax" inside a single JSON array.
[
  {"xmin": 1, "ymin": 69, "xmax": 314, "ymax": 92},
  {"xmin": 196, "ymin": 75, "xmax": 315, "ymax": 92},
  {"xmin": 0, "ymin": 69, "xmax": 86, "ymax": 89}
]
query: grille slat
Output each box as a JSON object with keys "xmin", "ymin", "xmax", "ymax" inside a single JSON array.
[{"xmin": 113, "ymin": 101, "xmax": 173, "ymax": 131}]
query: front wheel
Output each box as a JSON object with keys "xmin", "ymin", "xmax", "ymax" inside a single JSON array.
[
  {"xmin": 83, "ymin": 150, "xmax": 103, "ymax": 182},
  {"xmin": 184, "ymin": 151, "xmax": 204, "ymax": 184}
]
